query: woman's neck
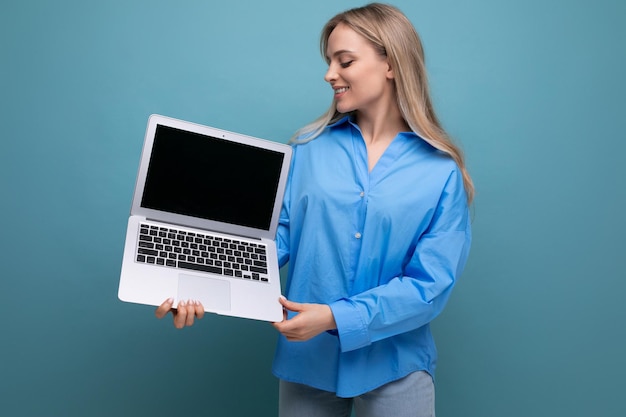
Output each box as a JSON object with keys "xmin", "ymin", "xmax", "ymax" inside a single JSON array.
[{"xmin": 355, "ymin": 104, "xmax": 409, "ymax": 146}]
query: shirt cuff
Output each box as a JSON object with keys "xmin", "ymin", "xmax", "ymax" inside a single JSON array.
[{"xmin": 329, "ymin": 298, "xmax": 370, "ymax": 352}]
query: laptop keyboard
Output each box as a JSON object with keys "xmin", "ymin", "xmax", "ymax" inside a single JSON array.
[{"xmin": 135, "ymin": 223, "xmax": 269, "ymax": 283}]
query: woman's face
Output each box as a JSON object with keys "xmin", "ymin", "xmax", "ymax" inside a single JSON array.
[{"xmin": 324, "ymin": 23, "xmax": 394, "ymax": 117}]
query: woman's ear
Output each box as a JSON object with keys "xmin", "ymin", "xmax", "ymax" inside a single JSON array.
[{"xmin": 386, "ymin": 62, "xmax": 395, "ymax": 80}]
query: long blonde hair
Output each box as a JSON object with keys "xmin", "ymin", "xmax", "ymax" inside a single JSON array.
[{"xmin": 292, "ymin": 3, "xmax": 474, "ymax": 203}]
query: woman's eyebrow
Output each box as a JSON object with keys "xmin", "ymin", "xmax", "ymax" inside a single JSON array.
[{"xmin": 325, "ymin": 49, "xmax": 356, "ymax": 61}]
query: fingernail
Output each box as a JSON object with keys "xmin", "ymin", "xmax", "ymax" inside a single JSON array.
[
  {"xmin": 279, "ymin": 295, "xmax": 287, "ymax": 300},
  {"xmin": 179, "ymin": 300, "xmax": 186, "ymax": 307},
  {"xmin": 166, "ymin": 297, "xmax": 174, "ymax": 304}
]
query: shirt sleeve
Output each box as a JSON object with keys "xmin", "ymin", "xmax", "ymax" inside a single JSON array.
[
  {"xmin": 275, "ymin": 146, "xmax": 295, "ymax": 268},
  {"xmin": 329, "ymin": 168, "xmax": 472, "ymax": 352}
]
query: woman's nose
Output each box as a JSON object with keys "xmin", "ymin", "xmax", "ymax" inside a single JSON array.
[{"xmin": 324, "ymin": 64, "xmax": 337, "ymax": 83}]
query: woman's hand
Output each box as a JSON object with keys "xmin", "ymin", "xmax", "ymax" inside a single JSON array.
[
  {"xmin": 155, "ymin": 298, "xmax": 205, "ymax": 329},
  {"xmin": 272, "ymin": 296, "xmax": 337, "ymax": 341}
]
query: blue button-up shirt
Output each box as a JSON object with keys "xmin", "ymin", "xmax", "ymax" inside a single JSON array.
[{"xmin": 272, "ymin": 116, "xmax": 471, "ymax": 397}]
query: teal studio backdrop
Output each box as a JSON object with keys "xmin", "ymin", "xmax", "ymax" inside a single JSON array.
[{"xmin": 1, "ymin": 0, "xmax": 624, "ymax": 416}]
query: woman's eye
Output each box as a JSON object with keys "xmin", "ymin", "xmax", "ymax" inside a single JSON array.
[{"xmin": 340, "ymin": 60, "xmax": 354, "ymax": 68}]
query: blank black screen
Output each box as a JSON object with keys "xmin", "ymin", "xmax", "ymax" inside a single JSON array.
[{"xmin": 141, "ymin": 124, "xmax": 284, "ymax": 231}]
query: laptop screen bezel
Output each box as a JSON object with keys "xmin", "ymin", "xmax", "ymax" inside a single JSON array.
[{"xmin": 129, "ymin": 114, "xmax": 292, "ymax": 240}]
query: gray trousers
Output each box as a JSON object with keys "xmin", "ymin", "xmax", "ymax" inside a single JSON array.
[{"xmin": 279, "ymin": 371, "xmax": 435, "ymax": 417}]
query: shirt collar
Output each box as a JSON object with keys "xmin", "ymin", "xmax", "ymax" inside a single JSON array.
[
  {"xmin": 327, "ymin": 114, "xmax": 420, "ymax": 141},
  {"xmin": 327, "ymin": 115, "xmax": 352, "ymax": 128}
]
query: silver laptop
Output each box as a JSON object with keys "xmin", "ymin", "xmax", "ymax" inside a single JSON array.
[{"xmin": 118, "ymin": 114, "xmax": 292, "ymax": 322}]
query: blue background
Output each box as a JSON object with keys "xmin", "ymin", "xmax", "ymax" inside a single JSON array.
[{"xmin": 1, "ymin": 0, "xmax": 624, "ymax": 416}]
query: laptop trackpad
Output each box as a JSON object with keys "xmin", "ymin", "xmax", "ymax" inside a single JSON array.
[{"xmin": 178, "ymin": 274, "xmax": 231, "ymax": 312}]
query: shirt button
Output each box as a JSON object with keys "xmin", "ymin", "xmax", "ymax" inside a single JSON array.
[
  {"xmin": 355, "ymin": 232, "xmax": 362, "ymax": 239},
  {"xmin": 359, "ymin": 191, "xmax": 365, "ymax": 198}
]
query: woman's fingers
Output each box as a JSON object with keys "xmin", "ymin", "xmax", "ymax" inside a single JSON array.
[
  {"xmin": 279, "ymin": 296, "xmax": 304, "ymax": 313},
  {"xmin": 273, "ymin": 300, "xmax": 336, "ymax": 341},
  {"xmin": 184, "ymin": 300, "xmax": 199, "ymax": 327},
  {"xmin": 155, "ymin": 298, "xmax": 175, "ymax": 319},
  {"xmin": 193, "ymin": 300, "xmax": 205, "ymax": 320},
  {"xmin": 173, "ymin": 300, "xmax": 189, "ymax": 328},
  {"xmin": 155, "ymin": 298, "xmax": 205, "ymax": 329}
]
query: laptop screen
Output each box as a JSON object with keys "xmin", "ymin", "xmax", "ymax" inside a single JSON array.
[{"xmin": 140, "ymin": 124, "xmax": 285, "ymax": 231}]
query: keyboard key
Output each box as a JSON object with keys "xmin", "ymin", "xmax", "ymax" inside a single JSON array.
[
  {"xmin": 138, "ymin": 248, "xmax": 158, "ymax": 257},
  {"xmin": 178, "ymin": 261, "xmax": 222, "ymax": 275}
]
